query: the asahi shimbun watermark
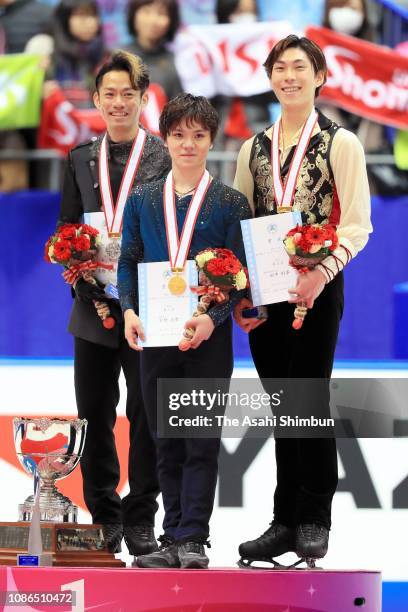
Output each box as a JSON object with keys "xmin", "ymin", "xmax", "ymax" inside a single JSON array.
[{"xmin": 156, "ymin": 378, "xmax": 408, "ymax": 439}]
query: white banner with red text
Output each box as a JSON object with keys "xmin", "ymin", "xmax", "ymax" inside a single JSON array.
[
  {"xmin": 172, "ymin": 23, "xmax": 408, "ymax": 129},
  {"xmin": 38, "ymin": 23, "xmax": 408, "ymax": 154}
]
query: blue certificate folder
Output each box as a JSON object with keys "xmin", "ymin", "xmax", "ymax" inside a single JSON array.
[
  {"xmin": 241, "ymin": 211, "xmax": 302, "ymax": 307},
  {"xmin": 138, "ymin": 260, "xmax": 198, "ymax": 347}
]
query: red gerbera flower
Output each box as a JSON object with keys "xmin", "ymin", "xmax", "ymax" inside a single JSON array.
[
  {"xmin": 81, "ymin": 224, "xmax": 99, "ymax": 237},
  {"xmin": 206, "ymin": 257, "xmax": 229, "ymax": 276},
  {"xmin": 58, "ymin": 225, "xmax": 77, "ymax": 240},
  {"xmin": 72, "ymin": 235, "xmax": 91, "ymax": 252},
  {"xmin": 223, "ymin": 258, "xmax": 241, "ymax": 274},
  {"xmin": 53, "ymin": 240, "xmax": 71, "ymax": 262},
  {"xmin": 305, "ymin": 225, "xmax": 325, "ymax": 245}
]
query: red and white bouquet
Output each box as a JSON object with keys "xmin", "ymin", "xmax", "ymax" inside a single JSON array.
[
  {"xmin": 283, "ymin": 223, "xmax": 338, "ymax": 330},
  {"xmin": 44, "ymin": 223, "xmax": 116, "ymax": 329},
  {"xmin": 179, "ymin": 247, "xmax": 248, "ymax": 350}
]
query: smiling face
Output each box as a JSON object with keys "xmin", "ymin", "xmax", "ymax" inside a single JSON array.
[
  {"xmin": 270, "ymin": 47, "xmax": 324, "ymax": 110},
  {"xmin": 165, "ymin": 119, "xmax": 212, "ymax": 172},
  {"xmin": 93, "ymin": 70, "xmax": 147, "ymax": 139}
]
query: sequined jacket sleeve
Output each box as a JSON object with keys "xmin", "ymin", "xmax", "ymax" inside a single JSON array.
[
  {"xmin": 206, "ymin": 187, "xmax": 252, "ymax": 327},
  {"xmin": 117, "ymin": 187, "xmax": 144, "ymax": 313}
]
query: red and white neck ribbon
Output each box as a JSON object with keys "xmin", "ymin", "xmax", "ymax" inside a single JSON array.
[
  {"xmin": 271, "ymin": 109, "xmax": 318, "ymax": 211},
  {"xmin": 163, "ymin": 169, "xmax": 211, "ymax": 270},
  {"xmin": 99, "ymin": 128, "xmax": 146, "ymax": 234}
]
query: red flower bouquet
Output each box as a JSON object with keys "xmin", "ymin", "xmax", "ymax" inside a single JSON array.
[
  {"xmin": 179, "ymin": 247, "xmax": 248, "ymax": 350},
  {"xmin": 45, "ymin": 223, "xmax": 116, "ymax": 329},
  {"xmin": 283, "ymin": 223, "xmax": 338, "ymax": 330}
]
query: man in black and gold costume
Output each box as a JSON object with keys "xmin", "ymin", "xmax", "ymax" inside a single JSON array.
[
  {"xmin": 58, "ymin": 51, "xmax": 170, "ymax": 557},
  {"xmin": 234, "ymin": 35, "xmax": 372, "ymax": 567}
]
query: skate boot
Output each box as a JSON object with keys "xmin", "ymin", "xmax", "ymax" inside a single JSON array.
[
  {"xmin": 295, "ymin": 523, "xmax": 329, "ymax": 569},
  {"xmin": 102, "ymin": 523, "xmax": 123, "ymax": 554},
  {"xmin": 238, "ymin": 521, "xmax": 297, "ymax": 568},
  {"xmin": 124, "ymin": 524, "xmax": 158, "ymax": 557}
]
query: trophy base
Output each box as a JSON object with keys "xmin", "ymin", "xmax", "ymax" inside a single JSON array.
[
  {"xmin": 19, "ymin": 495, "xmax": 77, "ymax": 523},
  {"xmin": 0, "ymin": 522, "xmax": 125, "ymax": 567}
]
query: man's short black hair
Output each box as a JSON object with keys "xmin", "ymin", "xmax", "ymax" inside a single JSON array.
[{"xmin": 159, "ymin": 93, "xmax": 219, "ymax": 142}]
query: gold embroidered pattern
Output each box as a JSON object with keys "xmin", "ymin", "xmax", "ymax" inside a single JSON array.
[{"xmin": 250, "ymin": 123, "xmax": 339, "ymax": 223}]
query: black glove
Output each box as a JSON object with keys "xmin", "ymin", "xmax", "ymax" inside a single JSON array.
[{"xmin": 74, "ymin": 278, "xmax": 106, "ymax": 303}]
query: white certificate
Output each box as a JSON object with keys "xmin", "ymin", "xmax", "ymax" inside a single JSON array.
[
  {"xmin": 241, "ymin": 211, "xmax": 302, "ymax": 306},
  {"xmin": 138, "ymin": 261, "xmax": 198, "ymax": 347}
]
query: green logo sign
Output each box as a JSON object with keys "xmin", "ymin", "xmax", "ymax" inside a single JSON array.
[{"xmin": 0, "ymin": 55, "xmax": 45, "ymax": 129}]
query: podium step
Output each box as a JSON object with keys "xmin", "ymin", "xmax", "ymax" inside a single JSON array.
[{"xmin": 0, "ymin": 565, "xmax": 381, "ymax": 611}]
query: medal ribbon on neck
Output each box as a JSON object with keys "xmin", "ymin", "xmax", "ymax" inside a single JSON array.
[
  {"xmin": 163, "ymin": 169, "xmax": 211, "ymax": 271},
  {"xmin": 99, "ymin": 128, "xmax": 146, "ymax": 235},
  {"xmin": 271, "ymin": 109, "xmax": 318, "ymax": 212}
]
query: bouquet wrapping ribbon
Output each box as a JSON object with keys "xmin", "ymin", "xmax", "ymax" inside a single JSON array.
[
  {"xmin": 62, "ymin": 260, "xmax": 113, "ymax": 285},
  {"xmin": 190, "ymin": 284, "xmax": 228, "ymax": 303}
]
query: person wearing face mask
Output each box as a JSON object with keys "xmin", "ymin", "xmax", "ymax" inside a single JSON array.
[
  {"xmin": 216, "ymin": 0, "xmax": 258, "ymax": 23},
  {"xmin": 124, "ymin": 0, "xmax": 182, "ymax": 108},
  {"xmin": 320, "ymin": 0, "xmax": 385, "ymax": 157},
  {"xmin": 323, "ymin": 0, "xmax": 374, "ymax": 41}
]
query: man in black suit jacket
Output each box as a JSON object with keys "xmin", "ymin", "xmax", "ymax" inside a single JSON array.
[{"xmin": 58, "ymin": 50, "xmax": 171, "ymax": 557}]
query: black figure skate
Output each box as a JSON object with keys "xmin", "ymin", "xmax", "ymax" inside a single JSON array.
[
  {"xmin": 295, "ymin": 523, "xmax": 329, "ymax": 569},
  {"xmin": 238, "ymin": 521, "xmax": 298, "ymax": 569},
  {"xmin": 238, "ymin": 521, "xmax": 328, "ymax": 569}
]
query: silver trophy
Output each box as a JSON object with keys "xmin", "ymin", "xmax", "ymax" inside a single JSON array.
[{"xmin": 13, "ymin": 417, "xmax": 87, "ymax": 522}]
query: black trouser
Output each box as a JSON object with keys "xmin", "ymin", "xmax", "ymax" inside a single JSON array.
[
  {"xmin": 249, "ymin": 273, "xmax": 344, "ymax": 530},
  {"xmin": 74, "ymin": 336, "xmax": 159, "ymax": 525},
  {"xmin": 141, "ymin": 319, "xmax": 233, "ymax": 542}
]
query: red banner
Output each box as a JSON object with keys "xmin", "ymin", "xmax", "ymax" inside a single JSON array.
[
  {"xmin": 306, "ymin": 26, "xmax": 408, "ymax": 129},
  {"xmin": 38, "ymin": 84, "xmax": 168, "ymax": 155}
]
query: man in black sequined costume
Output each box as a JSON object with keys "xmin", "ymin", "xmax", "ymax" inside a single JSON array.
[
  {"xmin": 233, "ymin": 36, "xmax": 371, "ymax": 567},
  {"xmin": 58, "ymin": 51, "xmax": 171, "ymax": 557}
]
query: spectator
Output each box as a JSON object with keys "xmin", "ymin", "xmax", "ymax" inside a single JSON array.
[
  {"xmin": 319, "ymin": 0, "xmax": 384, "ymax": 155},
  {"xmin": 323, "ymin": 0, "xmax": 374, "ymax": 41},
  {"xmin": 124, "ymin": 0, "xmax": 182, "ymax": 104},
  {"xmin": 215, "ymin": 0, "xmax": 274, "ymax": 138},
  {"xmin": 48, "ymin": 0, "xmax": 106, "ymax": 108}
]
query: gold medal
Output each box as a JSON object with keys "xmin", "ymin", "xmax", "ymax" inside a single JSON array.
[{"xmin": 168, "ymin": 273, "xmax": 187, "ymax": 296}]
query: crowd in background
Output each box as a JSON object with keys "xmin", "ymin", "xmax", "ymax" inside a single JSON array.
[{"xmin": 0, "ymin": 0, "xmax": 407, "ymax": 193}]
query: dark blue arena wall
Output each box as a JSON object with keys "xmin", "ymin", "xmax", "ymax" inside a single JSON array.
[{"xmin": 1, "ymin": 191, "xmax": 407, "ymax": 360}]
